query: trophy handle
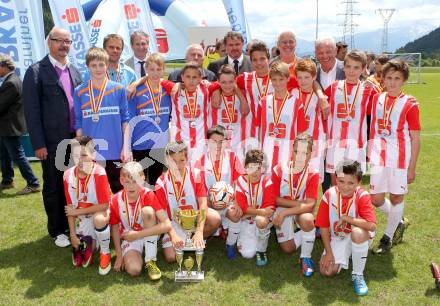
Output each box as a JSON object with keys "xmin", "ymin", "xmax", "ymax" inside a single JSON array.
[
  {"xmin": 198, "ymin": 208, "xmax": 206, "ymax": 224},
  {"xmin": 173, "ymin": 209, "xmax": 180, "ymax": 224}
]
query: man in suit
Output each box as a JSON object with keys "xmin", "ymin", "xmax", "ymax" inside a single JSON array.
[
  {"xmin": 124, "ymin": 30, "xmax": 150, "ymax": 79},
  {"xmin": 23, "ymin": 27, "xmax": 82, "ymax": 247},
  {"xmin": 315, "ymin": 37, "xmax": 345, "ymax": 91},
  {"xmin": 207, "ymin": 31, "xmax": 252, "ymax": 76},
  {"xmin": 168, "ymin": 44, "xmax": 217, "ymax": 82},
  {"xmin": 0, "ymin": 54, "xmax": 40, "ymax": 195},
  {"xmin": 315, "ymin": 37, "xmax": 346, "ymax": 193}
]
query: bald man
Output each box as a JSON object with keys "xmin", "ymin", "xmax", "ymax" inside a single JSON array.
[
  {"xmin": 271, "ymin": 31, "xmax": 300, "ymax": 77},
  {"xmin": 23, "ymin": 27, "xmax": 83, "ymax": 247},
  {"xmin": 168, "ymin": 44, "xmax": 217, "ymax": 82}
]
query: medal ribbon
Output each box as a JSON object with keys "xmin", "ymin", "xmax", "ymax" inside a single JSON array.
[
  {"xmin": 288, "ymin": 163, "xmax": 308, "ymax": 200},
  {"xmin": 272, "ymin": 92, "xmax": 289, "ymax": 127},
  {"xmin": 221, "ymin": 93, "xmax": 236, "ymax": 123},
  {"xmin": 343, "ymin": 81, "xmax": 361, "ymax": 118},
  {"xmin": 184, "ymin": 89, "xmax": 198, "ymax": 121},
  {"xmin": 75, "ymin": 162, "xmax": 95, "ymax": 201},
  {"xmin": 170, "ymin": 168, "xmax": 187, "ymax": 204},
  {"xmin": 382, "ymin": 92, "xmax": 401, "ymax": 130},
  {"xmin": 255, "ymin": 73, "xmax": 270, "ymax": 99},
  {"xmin": 88, "ymin": 78, "xmax": 108, "ymax": 115},
  {"xmin": 123, "ymin": 191, "xmax": 141, "ymax": 228},
  {"xmin": 336, "ymin": 188, "xmax": 355, "ymax": 219},
  {"xmin": 300, "ymin": 90, "xmax": 314, "ymax": 115},
  {"xmin": 146, "ymin": 78, "xmax": 162, "ymax": 118},
  {"xmin": 247, "ymin": 177, "xmax": 260, "ymax": 208},
  {"xmin": 210, "ymin": 152, "xmax": 223, "ymax": 182},
  {"xmin": 107, "ymin": 63, "xmax": 121, "ymax": 82}
]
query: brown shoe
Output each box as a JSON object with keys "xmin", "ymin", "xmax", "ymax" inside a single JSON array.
[
  {"xmin": 16, "ymin": 185, "xmax": 40, "ymax": 195},
  {"xmin": 0, "ymin": 182, "xmax": 14, "ymax": 190}
]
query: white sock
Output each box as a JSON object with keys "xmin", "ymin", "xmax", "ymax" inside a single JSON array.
[
  {"xmin": 384, "ymin": 201, "xmax": 404, "ymax": 239},
  {"xmin": 144, "ymin": 235, "xmax": 158, "ymax": 262},
  {"xmin": 378, "ymin": 198, "xmax": 391, "ymax": 215},
  {"xmin": 352, "ymin": 241, "xmax": 369, "ymax": 276},
  {"xmin": 256, "ymin": 227, "xmax": 271, "ymax": 253},
  {"xmin": 300, "ymin": 228, "xmax": 316, "ymax": 258},
  {"xmin": 226, "ymin": 220, "xmax": 240, "ymax": 246},
  {"xmin": 294, "ymin": 230, "xmax": 303, "ymax": 248},
  {"xmin": 94, "ymin": 225, "xmax": 110, "ymax": 254}
]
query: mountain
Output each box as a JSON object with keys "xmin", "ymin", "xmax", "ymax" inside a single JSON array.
[{"xmin": 397, "ymin": 26, "xmax": 440, "ymax": 54}]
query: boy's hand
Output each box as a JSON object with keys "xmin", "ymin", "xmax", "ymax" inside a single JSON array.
[
  {"xmin": 114, "ymin": 255, "xmax": 124, "ymax": 272},
  {"xmin": 201, "ymin": 79, "xmax": 210, "ymax": 87},
  {"xmin": 211, "ymin": 89, "xmax": 221, "ymax": 108},
  {"xmin": 211, "ymin": 200, "xmax": 227, "ymax": 210},
  {"xmin": 171, "ymin": 82, "xmax": 182, "ymax": 98},
  {"xmin": 320, "ymin": 252, "xmax": 335, "ymax": 271},
  {"xmin": 318, "ymin": 96, "xmax": 330, "ymax": 119},
  {"xmin": 192, "ymin": 230, "xmax": 205, "ymax": 249},
  {"xmin": 272, "ymin": 212, "xmax": 285, "ymax": 229},
  {"xmin": 259, "ymin": 207, "xmax": 274, "ymax": 218},
  {"xmin": 171, "ymin": 234, "xmax": 184, "ymax": 250},
  {"xmin": 408, "ymin": 167, "xmax": 416, "ymax": 184},
  {"xmin": 121, "ymin": 230, "xmax": 139, "ymax": 242},
  {"xmin": 126, "ymin": 83, "xmax": 137, "ymax": 100},
  {"xmin": 65, "ymin": 205, "xmax": 77, "ymax": 217},
  {"xmin": 227, "ymin": 204, "xmax": 242, "ymax": 220},
  {"xmin": 120, "ymin": 149, "xmax": 133, "ymax": 163},
  {"xmin": 70, "ymin": 234, "xmax": 81, "ymax": 249}
]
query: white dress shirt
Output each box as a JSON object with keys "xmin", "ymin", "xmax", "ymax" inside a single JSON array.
[{"xmin": 320, "ymin": 60, "xmax": 337, "ymax": 90}]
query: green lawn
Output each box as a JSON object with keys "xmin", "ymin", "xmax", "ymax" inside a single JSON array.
[{"xmin": 1, "ymin": 73, "xmax": 439, "ymax": 305}]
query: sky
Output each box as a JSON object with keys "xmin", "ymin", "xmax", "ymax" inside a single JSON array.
[{"xmin": 185, "ymin": 0, "xmax": 440, "ymax": 45}]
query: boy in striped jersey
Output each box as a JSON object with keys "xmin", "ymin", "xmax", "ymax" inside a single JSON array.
[
  {"xmin": 324, "ymin": 50, "xmax": 378, "ymax": 185},
  {"xmin": 369, "ymin": 60, "xmax": 421, "ymax": 254},
  {"xmin": 315, "ymin": 160, "xmax": 376, "ymax": 295},
  {"xmin": 63, "ymin": 136, "xmax": 112, "ymax": 275},
  {"xmin": 272, "ymin": 133, "xmax": 319, "ymax": 276},
  {"xmin": 110, "ymin": 162, "xmax": 172, "ymax": 280}
]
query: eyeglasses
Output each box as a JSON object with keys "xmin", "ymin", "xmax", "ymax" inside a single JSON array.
[{"xmin": 50, "ymin": 38, "xmax": 73, "ymax": 45}]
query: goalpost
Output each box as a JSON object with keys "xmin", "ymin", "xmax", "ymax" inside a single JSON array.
[{"xmin": 385, "ymin": 52, "xmax": 422, "ymax": 84}]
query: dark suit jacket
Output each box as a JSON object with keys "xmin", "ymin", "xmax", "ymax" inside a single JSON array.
[
  {"xmin": 0, "ymin": 72, "xmax": 26, "ymax": 136},
  {"xmin": 316, "ymin": 59, "xmax": 345, "ymax": 89},
  {"xmin": 23, "ymin": 55, "xmax": 82, "ymax": 153},
  {"xmin": 207, "ymin": 55, "xmax": 252, "ymax": 76},
  {"xmin": 168, "ymin": 67, "xmax": 217, "ymax": 83}
]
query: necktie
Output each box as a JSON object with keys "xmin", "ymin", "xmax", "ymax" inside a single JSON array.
[
  {"xmin": 233, "ymin": 59, "xmax": 239, "ymax": 74},
  {"xmin": 139, "ymin": 61, "xmax": 146, "ymax": 77}
]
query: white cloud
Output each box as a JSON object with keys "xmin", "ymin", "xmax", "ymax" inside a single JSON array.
[{"xmin": 184, "ymin": 0, "xmax": 440, "ymax": 45}]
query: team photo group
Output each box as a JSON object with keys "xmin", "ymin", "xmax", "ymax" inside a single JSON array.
[{"xmin": 8, "ymin": 21, "xmax": 421, "ymax": 296}]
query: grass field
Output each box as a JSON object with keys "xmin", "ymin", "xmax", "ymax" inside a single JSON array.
[{"xmin": 1, "ymin": 73, "xmax": 439, "ymax": 305}]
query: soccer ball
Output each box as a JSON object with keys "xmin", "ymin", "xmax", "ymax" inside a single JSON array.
[{"xmin": 209, "ymin": 181, "xmax": 234, "ymax": 206}]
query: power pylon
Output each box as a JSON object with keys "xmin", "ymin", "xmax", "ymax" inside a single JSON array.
[
  {"xmin": 377, "ymin": 9, "xmax": 396, "ymax": 53},
  {"xmin": 338, "ymin": 0, "xmax": 360, "ymax": 49}
]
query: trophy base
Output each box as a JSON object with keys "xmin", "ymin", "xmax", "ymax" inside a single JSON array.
[{"xmin": 175, "ymin": 271, "xmax": 205, "ymax": 282}]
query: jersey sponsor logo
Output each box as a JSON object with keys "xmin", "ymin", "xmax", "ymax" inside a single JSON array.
[
  {"xmin": 82, "ymin": 106, "xmax": 120, "ymax": 118},
  {"xmin": 139, "ymin": 106, "xmax": 169, "ymax": 117},
  {"xmin": 268, "ymin": 122, "xmax": 287, "ymax": 138},
  {"xmin": 336, "ymin": 103, "xmax": 355, "ymax": 120}
]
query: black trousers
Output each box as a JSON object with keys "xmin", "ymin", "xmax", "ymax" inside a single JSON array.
[
  {"xmin": 104, "ymin": 160, "xmax": 123, "ymax": 193},
  {"xmin": 132, "ymin": 149, "xmax": 165, "ymax": 186},
  {"xmin": 41, "ymin": 152, "xmax": 69, "ymax": 238}
]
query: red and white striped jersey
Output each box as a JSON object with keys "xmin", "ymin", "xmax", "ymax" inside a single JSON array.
[
  {"xmin": 257, "ymin": 93, "xmax": 307, "ymax": 171},
  {"xmin": 209, "ymin": 93, "xmax": 249, "ymax": 150},
  {"xmin": 292, "ymin": 88, "xmax": 326, "ymax": 159},
  {"xmin": 272, "ymin": 162, "xmax": 320, "ymax": 201},
  {"xmin": 325, "ymin": 80, "xmax": 375, "ymax": 149},
  {"xmin": 195, "ymin": 150, "xmax": 242, "ymax": 190},
  {"xmin": 368, "ymin": 92, "xmax": 421, "ymax": 169},
  {"xmin": 170, "ymin": 84, "xmax": 210, "ymax": 157},
  {"xmin": 109, "ymin": 188, "xmax": 161, "ymax": 232},
  {"xmin": 155, "ymin": 166, "xmax": 207, "ymax": 221},
  {"xmin": 235, "ymin": 174, "xmax": 276, "ymax": 214},
  {"xmin": 63, "ymin": 163, "xmax": 111, "ymax": 208}
]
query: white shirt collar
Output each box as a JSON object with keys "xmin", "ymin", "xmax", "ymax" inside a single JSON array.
[
  {"xmin": 134, "ymin": 55, "xmax": 146, "ymax": 64},
  {"xmin": 228, "ymin": 53, "xmax": 244, "ymax": 66},
  {"xmin": 48, "ymin": 54, "xmax": 69, "ymax": 70}
]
